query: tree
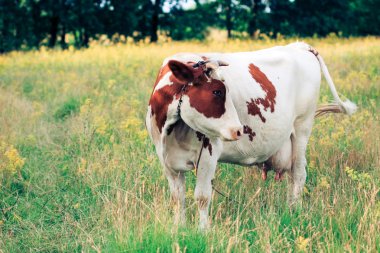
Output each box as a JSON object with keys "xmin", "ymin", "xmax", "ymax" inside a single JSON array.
[
  {"xmin": 247, "ymin": 0, "xmax": 264, "ymax": 37},
  {"xmin": 292, "ymin": 0, "xmax": 350, "ymax": 36},
  {"xmin": 225, "ymin": 0, "xmax": 232, "ymax": 38},
  {"xmin": 37, "ymin": 0, "xmax": 66, "ymax": 48},
  {"xmin": 1, "ymin": 0, "xmax": 379, "ymax": 53},
  {"xmin": 161, "ymin": 1, "xmax": 218, "ymax": 40},
  {"xmin": 264, "ymin": 0, "xmax": 296, "ymax": 36},
  {"xmin": 351, "ymin": 0, "xmax": 380, "ymax": 35},
  {"xmin": 150, "ymin": 0, "xmax": 161, "ymax": 42}
]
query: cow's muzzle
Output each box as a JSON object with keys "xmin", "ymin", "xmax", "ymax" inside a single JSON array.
[{"xmin": 220, "ymin": 126, "xmax": 243, "ymax": 141}]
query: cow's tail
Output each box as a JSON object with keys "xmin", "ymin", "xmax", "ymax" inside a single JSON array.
[{"xmin": 310, "ymin": 46, "xmax": 357, "ymax": 117}]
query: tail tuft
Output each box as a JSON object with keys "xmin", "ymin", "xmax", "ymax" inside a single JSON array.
[
  {"xmin": 315, "ymin": 104, "xmax": 342, "ymax": 117},
  {"xmin": 340, "ymin": 99, "xmax": 357, "ymax": 116},
  {"xmin": 315, "ymin": 101, "xmax": 357, "ymax": 118}
]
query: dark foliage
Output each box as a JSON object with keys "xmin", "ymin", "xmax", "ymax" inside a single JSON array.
[{"xmin": 0, "ymin": 0, "xmax": 379, "ymax": 52}]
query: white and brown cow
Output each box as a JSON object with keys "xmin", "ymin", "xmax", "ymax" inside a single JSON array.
[{"xmin": 146, "ymin": 42, "xmax": 356, "ymax": 230}]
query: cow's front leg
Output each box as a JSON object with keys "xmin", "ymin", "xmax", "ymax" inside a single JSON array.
[
  {"xmin": 194, "ymin": 154, "xmax": 218, "ymax": 231},
  {"xmin": 165, "ymin": 169, "xmax": 186, "ymax": 225}
]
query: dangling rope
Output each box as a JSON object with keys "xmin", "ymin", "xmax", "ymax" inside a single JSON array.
[{"xmin": 193, "ymin": 134, "xmax": 240, "ymax": 204}]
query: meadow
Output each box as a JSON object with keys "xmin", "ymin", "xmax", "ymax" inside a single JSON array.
[{"xmin": 0, "ymin": 37, "xmax": 379, "ymax": 252}]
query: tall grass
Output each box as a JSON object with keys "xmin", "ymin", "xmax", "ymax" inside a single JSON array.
[{"xmin": 0, "ymin": 37, "xmax": 379, "ymax": 252}]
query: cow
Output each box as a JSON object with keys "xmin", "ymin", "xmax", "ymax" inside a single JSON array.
[{"xmin": 146, "ymin": 42, "xmax": 357, "ymax": 230}]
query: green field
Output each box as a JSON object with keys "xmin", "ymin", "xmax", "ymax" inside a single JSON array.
[{"xmin": 0, "ymin": 37, "xmax": 379, "ymax": 252}]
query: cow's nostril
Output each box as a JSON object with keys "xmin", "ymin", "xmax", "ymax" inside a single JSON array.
[{"xmin": 221, "ymin": 127, "xmax": 243, "ymax": 141}]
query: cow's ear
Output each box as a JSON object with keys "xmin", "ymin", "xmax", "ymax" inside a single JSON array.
[{"xmin": 168, "ymin": 60, "xmax": 194, "ymax": 83}]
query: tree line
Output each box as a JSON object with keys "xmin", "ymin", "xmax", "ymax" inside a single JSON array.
[{"xmin": 1, "ymin": 0, "xmax": 379, "ymax": 53}]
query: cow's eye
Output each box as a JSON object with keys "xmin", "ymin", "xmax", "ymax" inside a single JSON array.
[{"xmin": 213, "ymin": 90, "xmax": 223, "ymax": 98}]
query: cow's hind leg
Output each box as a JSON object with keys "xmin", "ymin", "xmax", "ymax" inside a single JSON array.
[
  {"xmin": 165, "ymin": 169, "xmax": 186, "ymax": 225},
  {"xmin": 288, "ymin": 116, "xmax": 314, "ymax": 205}
]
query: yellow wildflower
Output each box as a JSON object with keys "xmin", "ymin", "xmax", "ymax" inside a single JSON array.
[
  {"xmin": 303, "ymin": 186, "xmax": 310, "ymax": 196},
  {"xmin": 137, "ymin": 130, "xmax": 148, "ymax": 140},
  {"xmin": 186, "ymin": 188, "xmax": 194, "ymax": 199},
  {"xmin": 25, "ymin": 135, "xmax": 37, "ymax": 146},
  {"xmin": 94, "ymin": 116, "xmax": 108, "ymax": 135},
  {"xmin": 121, "ymin": 116, "xmax": 140, "ymax": 130},
  {"xmin": 80, "ymin": 98, "xmax": 93, "ymax": 115},
  {"xmin": 374, "ymin": 202, "xmax": 380, "ymax": 219},
  {"xmin": 130, "ymin": 98, "xmax": 140, "ymax": 108},
  {"xmin": 107, "ymin": 79, "xmax": 116, "ymax": 89},
  {"xmin": 308, "ymin": 160, "xmax": 316, "ymax": 170},
  {"xmin": 32, "ymin": 101, "xmax": 43, "ymax": 119},
  {"xmin": 1, "ymin": 145, "xmax": 25, "ymax": 175},
  {"xmin": 345, "ymin": 166, "xmax": 371, "ymax": 189},
  {"xmin": 77, "ymin": 158, "xmax": 87, "ymax": 175},
  {"xmin": 295, "ymin": 236, "xmax": 310, "ymax": 252},
  {"xmin": 319, "ymin": 177, "xmax": 330, "ymax": 189}
]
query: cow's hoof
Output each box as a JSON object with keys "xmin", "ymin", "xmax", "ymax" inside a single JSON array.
[{"xmin": 198, "ymin": 221, "xmax": 210, "ymax": 232}]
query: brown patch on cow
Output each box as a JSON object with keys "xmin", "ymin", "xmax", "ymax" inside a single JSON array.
[
  {"xmin": 196, "ymin": 131, "xmax": 204, "ymax": 141},
  {"xmin": 187, "ymin": 75, "xmax": 226, "ymax": 118},
  {"xmin": 243, "ymin": 125, "xmax": 256, "ymax": 141},
  {"xmin": 153, "ymin": 64, "xmax": 171, "ymax": 89},
  {"xmin": 149, "ymin": 73, "xmax": 185, "ymax": 132},
  {"xmin": 149, "ymin": 63, "xmax": 183, "ymax": 133},
  {"xmin": 195, "ymin": 131, "xmax": 212, "ymax": 156},
  {"xmin": 246, "ymin": 100, "xmax": 266, "ymax": 122},
  {"xmin": 246, "ymin": 63, "xmax": 277, "ymax": 122},
  {"xmin": 248, "ymin": 64, "xmax": 276, "ymax": 112},
  {"xmin": 202, "ymin": 137, "xmax": 212, "ymax": 156}
]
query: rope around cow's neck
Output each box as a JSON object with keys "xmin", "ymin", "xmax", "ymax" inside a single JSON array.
[{"xmin": 176, "ymin": 84, "xmax": 187, "ymax": 117}]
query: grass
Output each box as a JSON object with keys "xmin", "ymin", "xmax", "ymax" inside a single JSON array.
[{"xmin": 0, "ymin": 36, "xmax": 379, "ymax": 252}]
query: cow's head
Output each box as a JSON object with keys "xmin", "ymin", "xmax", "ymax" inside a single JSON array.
[{"xmin": 168, "ymin": 59, "xmax": 243, "ymax": 141}]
